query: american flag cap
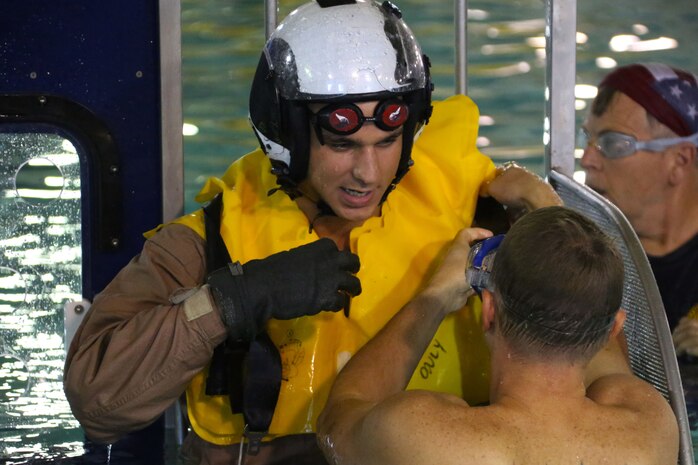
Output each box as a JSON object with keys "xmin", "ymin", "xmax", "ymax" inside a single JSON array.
[{"xmin": 599, "ymin": 63, "xmax": 698, "ymax": 137}]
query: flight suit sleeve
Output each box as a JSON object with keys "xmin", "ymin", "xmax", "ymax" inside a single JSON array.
[{"xmin": 63, "ymin": 223, "xmax": 227, "ymax": 444}]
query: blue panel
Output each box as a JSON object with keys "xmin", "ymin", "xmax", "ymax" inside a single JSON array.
[{"xmin": 0, "ymin": 1, "xmax": 164, "ymax": 297}]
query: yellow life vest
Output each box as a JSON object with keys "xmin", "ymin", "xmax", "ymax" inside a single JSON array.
[{"xmin": 176, "ymin": 94, "xmax": 496, "ymax": 445}]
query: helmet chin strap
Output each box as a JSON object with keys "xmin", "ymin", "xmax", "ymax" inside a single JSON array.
[
  {"xmin": 266, "ymin": 167, "xmax": 304, "ymax": 200},
  {"xmin": 266, "ymin": 178, "xmax": 337, "ymax": 232},
  {"xmin": 307, "ymin": 200, "xmax": 336, "ymax": 233},
  {"xmin": 380, "ymin": 182, "xmax": 398, "ymax": 204},
  {"xmin": 297, "ymin": 186, "xmax": 337, "ymax": 229}
]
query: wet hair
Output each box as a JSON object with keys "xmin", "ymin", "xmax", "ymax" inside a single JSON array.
[
  {"xmin": 590, "ymin": 85, "xmax": 616, "ymax": 117},
  {"xmin": 490, "ymin": 206, "xmax": 624, "ymax": 363}
]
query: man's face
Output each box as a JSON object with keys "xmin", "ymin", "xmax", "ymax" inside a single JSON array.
[
  {"xmin": 580, "ymin": 92, "xmax": 672, "ymax": 231},
  {"xmin": 302, "ymin": 100, "xmax": 403, "ymax": 223}
]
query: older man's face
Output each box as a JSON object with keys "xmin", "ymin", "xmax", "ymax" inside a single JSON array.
[{"xmin": 580, "ymin": 92, "xmax": 673, "ymax": 233}]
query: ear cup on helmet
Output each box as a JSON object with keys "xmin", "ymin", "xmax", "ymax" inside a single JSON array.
[
  {"xmin": 249, "ymin": 44, "xmax": 309, "ymax": 191},
  {"xmin": 249, "ymin": 50, "xmax": 286, "ymax": 169},
  {"xmin": 280, "ymin": 100, "xmax": 311, "ymax": 185}
]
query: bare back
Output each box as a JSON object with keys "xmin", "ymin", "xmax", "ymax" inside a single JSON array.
[{"xmin": 354, "ymin": 374, "xmax": 678, "ymax": 465}]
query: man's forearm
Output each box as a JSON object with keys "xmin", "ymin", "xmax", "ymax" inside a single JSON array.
[
  {"xmin": 317, "ymin": 292, "xmax": 449, "ymax": 465},
  {"xmin": 483, "ymin": 163, "xmax": 563, "ymax": 211},
  {"xmin": 318, "ymin": 227, "xmax": 487, "ymax": 463},
  {"xmin": 328, "ymin": 293, "xmax": 449, "ymax": 405},
  {"xmin": 322, "ymin": 227, "xmax": 486, "ymax": 410}
]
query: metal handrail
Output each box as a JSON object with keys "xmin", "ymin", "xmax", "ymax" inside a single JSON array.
[
  {"xmin": 266, "ymin": 0, "xmax": 277, "ymax": 40},
  {"xmin": 454, "ymin": 0, "xmax": 468, "ymax": 95},
  {"xmin": 545, "ymin": 0, "xmax": 576, "ymax": 177},
  {"xmin": 160, "ymin": 0, "xmax": 184, "ymax": 222}
]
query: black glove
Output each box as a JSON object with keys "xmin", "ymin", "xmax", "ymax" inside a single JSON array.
[{"xmin": 207, "ymin": 238, "xmax": 361, "ymax": 342}]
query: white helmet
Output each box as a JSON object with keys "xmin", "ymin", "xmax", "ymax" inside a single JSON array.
[{"xmin": 249, "ymin": 0, "xmax": 433, "ymax": 198}]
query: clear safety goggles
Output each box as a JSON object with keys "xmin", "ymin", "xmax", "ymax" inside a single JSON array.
[
  {"xmin": 310, "ymin": 99, "xmax": 409, "ymax": 143},
  {"xmin": 578, "ymin": 128, "xmax": 698, "ymax": 159}
]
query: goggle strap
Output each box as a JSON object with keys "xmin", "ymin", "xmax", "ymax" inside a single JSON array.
[{"xmin": 637, "ymin": 131, "xmax": 698, "ymax": 152}]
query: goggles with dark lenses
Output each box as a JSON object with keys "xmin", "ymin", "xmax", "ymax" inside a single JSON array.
[
  {"xmin": 311, "ymin": 99, "xmax": 410, "ymax": 143},
  {"xmin": 578, "ymin": 128, "xmax": 698, "ymax": 159}
]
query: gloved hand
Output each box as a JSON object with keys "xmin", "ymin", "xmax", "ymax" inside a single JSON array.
[{"xmin": 207, "ymin": 238, "xmax": 361, "ymax": 342}]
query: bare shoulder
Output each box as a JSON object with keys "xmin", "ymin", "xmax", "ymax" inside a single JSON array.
[
  {"xmin": 588, "ymin": 372, "xmax": 673, "ymax": 415},
  {"xmin": 357, "ymin": 390, "xmax": 501, "ymax": 465},
  {"xmin": 361, "ymin": 390, "xmax": 468, "ymax": 441},
  {"xmin": 587, "ymin": 373, "xmax": 679, "ymax": 460}
]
